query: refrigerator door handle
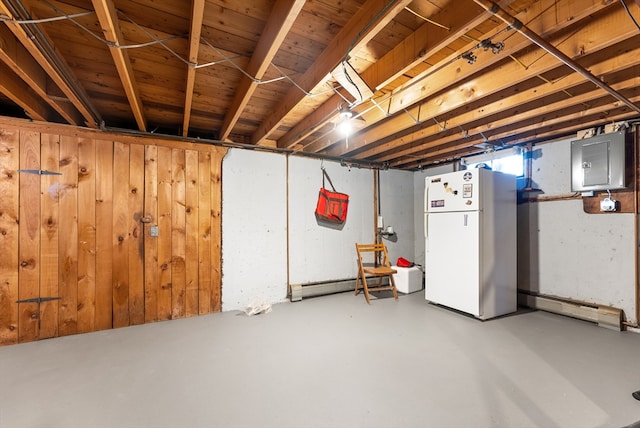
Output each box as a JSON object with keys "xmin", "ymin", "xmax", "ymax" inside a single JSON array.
[
  {"xmin": 424, "ymin": 180, "xmax": 429, "ymax": 239},
  {"xmin": 424, "ymin": 181, "xmax": 429, "ymax": 213},
  {"xmin": 464, "ymin": 214, "xmax": 468, "ymax": 226},
  {"xmin": 424, "ymin": 214, "xmax": 428, "ymax": 239}
]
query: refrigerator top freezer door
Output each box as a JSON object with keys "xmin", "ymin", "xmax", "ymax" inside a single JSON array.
[{"xmin": 426, "ymin": 169, "xmax": 481, "ymax": 212}]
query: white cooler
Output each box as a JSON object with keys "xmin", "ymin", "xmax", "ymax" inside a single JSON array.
[{"xmin": 391, "ymin": 266, "xmax": 423, "ymax": 294}]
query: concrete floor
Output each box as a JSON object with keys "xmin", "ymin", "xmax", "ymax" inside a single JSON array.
[{"xmin": 2, "ymin": 291, "xmax": 640, "ymax": 428}]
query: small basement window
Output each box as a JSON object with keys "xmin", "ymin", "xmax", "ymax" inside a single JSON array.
[{"xmin": 462, "ymin": 148, "xmax": 524, "ymax": 177}]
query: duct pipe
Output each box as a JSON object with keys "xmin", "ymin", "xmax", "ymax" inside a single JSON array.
[{"xmin": 473, "ymin": 0, "xmax": 640, "ymax": 115}]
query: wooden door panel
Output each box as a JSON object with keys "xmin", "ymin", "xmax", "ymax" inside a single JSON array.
[
  {"xmin": 0, "ymin": 120, "xmax": 225, "ymax": 346},
  {"xmin": 58, "ymin": 136, "xmax": 79, "ymax": 337},
  {"xmin": 95, "ymin": 139, "xmax": 114, "ymax": 331},
  {"xmin": 39, "ymin": 134, "xmax": 60, "ymax": 339},
  {"xmin": 77, "ymin": 138, "xmax": 96, "ymax": 334},
  {"xmin": 112, "ymin": 141, "xmax": 131, "ymax": 328},
  {"xmin": 18, "ymin": 130, "xmax": 41, "ymax": 343},
  {"xmin": 128, "ymin": 144, "xmax": 145, "ymax": 325},
  {"xmin": 143, "ymin": 145, "xmax": 159, "ymax": 323},
  {"xmin": 0, "ymin": 127, "xmax": 20, "ymax": 346}
]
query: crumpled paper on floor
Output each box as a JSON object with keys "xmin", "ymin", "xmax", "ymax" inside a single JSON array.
[{"xmin": 244, "ymin": 302, "xmax": 272, "ymax": 316}]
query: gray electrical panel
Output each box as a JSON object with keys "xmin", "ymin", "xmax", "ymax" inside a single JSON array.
[{"xmin": 570, "ymin": 131, "xmax": 627, "ymax": 192}]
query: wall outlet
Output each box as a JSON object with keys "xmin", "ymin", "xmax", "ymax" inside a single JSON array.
[{"xmin": 150, "ymin": 225, "xmax": 159, "ymax": 237}]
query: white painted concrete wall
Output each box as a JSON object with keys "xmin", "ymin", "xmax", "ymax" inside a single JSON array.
[
  {"xmin": 223, "ymin": 135, "xmax": 636, "ymax": 320},
  {"xmin": 378, "ymin": 169, "xmax": 417, "ymax": 264},
  {"xmin": 222, "ymin": 150, "xmax": 416, "ymax": 309},
  {"xmin": 414, "ymin": 141, "xmax": 636, "ymax": 323},
  {"xmin": 288, "ymin": 157, "xmax": 374, "ymax": 284},
  {"xmin": 518, "ymin": 137, "xmax": 636, "ymax": 322},
  {"xmin": 221, "ymin": 149, "xmax": 288, "ymax": 311}
]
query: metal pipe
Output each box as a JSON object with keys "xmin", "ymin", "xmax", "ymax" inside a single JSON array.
[
  {"xmin": 473, "ymin": 0, "xmax": 640, "ymax": 115},
  {"xmin": 524, "ymin": 193, "xmax": 582, "ymax": 203}
]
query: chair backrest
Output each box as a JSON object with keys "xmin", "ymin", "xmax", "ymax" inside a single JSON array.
[{"xmin": 355, "ymin": 243, "xmax": 392, "ymax": 268}]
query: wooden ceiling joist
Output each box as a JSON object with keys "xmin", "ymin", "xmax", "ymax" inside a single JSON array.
[
  {"xmin": 379, "ymin": 52, "xmax": 640, "ymax": 167},
  {"xmin": 387, "ymin": 75, "xmax": 640, "ymax": 168},
  {"xmin": 0, "ymin": 24, "xmax": 82, "ymax": 124},
  {"xmin": 474, "ymin": 0, "xmax": 640, "ymax": 114},
  {"xmin": 0, "ymin": 0, "xmax": 638, "ymax": 168},
  {"xmin": 91, "ymin": 0, "xmax": 147, "ymax": 131},
  {"xmin": 182, "ymin": 0, "xmax": 205, "ymax": 137},
  {"xmin": 321, "ymin": 0, "xmax": 633, "ymax": 158},
  {"xmin": 0, "ymin": 0, "xmax": 100, "ymax": 128},
  {"xmin": 250, "ymin": 0, "xmax": 412, "ymax": 146},
  {"xmin": 398, "ymin": 102, "xmax": 640, "ymax": 169},
  {"xmin": 0, "ymin": 61, "xmax": 49, "ymax": 121},
  {"xmin": 361, "ymin": 46, "xmax": 640, "ymax": 162},
  {"xmin": 219, "ymin": 0, "xmax": 306, "ymax": 142},
  {"xmin": 276, "ymin": 1, "xmax": 500, "ymax": 150}
]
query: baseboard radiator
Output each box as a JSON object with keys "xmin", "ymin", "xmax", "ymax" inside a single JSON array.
[
  {"xmin": 518, "ymin": 290, "xmax": 622, "ymax": 331},
  {"xmin": 290, "ymin": 277, "xmax": 390, "ymax": 302}
]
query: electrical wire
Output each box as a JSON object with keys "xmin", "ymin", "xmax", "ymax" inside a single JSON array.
[
  {"xmin": 40, "ymin": 0, "xmax": 186, "ymax": 51},
  {"xmin": 271, "ymin": 63, "xmax": 336, "ymax": 97},
  {"xmin": 117, "ymin": 10, "xmax": 193, "ymax": 65},
  {"xmin": 200, "ymin": 38, "xmax": 286, "ymax": 85},
  {"xmin": 619, "ymin": 0, "xmax": 640, "ymax": 31},
  {"xmin": 11, "ymin": 0, "xmax": 321, "ymax": 96},
  {"xmin": 404, "ymin": 7, "xmax": 450, "ymax": 30},
  {"xmin": 338, "ymin": 0, "xmax": 398, "ymax": 106},
  {"xmin": 0, "ymin": 10, "xmax": 94, "ymax": 24}
]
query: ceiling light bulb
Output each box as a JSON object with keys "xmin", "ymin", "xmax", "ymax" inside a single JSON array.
[{"xmin": 338, "ymin": 120, "xmax": 352, "ymax": 136}]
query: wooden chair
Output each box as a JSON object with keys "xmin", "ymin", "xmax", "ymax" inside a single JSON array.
[{"xmin": 355, "ymin": 243, "xmax": 399, "ymax": 304}]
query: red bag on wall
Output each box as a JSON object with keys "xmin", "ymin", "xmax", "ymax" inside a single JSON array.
[{"xmin": 315, "ymin": 168, "xmax": 349, "ymax": 224}]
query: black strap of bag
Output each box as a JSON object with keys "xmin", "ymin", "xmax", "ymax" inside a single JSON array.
[{"xmin": 322, "ymin": 167, "xmax": 336, "ymax": 191}]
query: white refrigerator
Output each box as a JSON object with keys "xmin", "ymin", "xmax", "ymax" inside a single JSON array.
[{"xmin": 424, "ymin": 169, "xmax": 517, "ymax": 320}]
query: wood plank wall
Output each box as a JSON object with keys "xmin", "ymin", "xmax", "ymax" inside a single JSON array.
[{"xmin": 0, "ymin": 119, "xmax": 226, "ymax": 346}]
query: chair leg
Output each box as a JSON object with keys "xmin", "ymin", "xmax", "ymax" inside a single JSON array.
[
  {"xmin": 389, "ymin": 274, "xmax": 398, "ymax": 300},
  {"xmin": 362, "ymin": 275, "xmax": 371, "ymax": 304},
  {"xmin": 355, "ymin": 269, "xmax": 361, "ymax": 296}
]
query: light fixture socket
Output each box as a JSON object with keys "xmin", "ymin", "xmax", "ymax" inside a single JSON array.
[{"xmin": 339, "ymin": 108, "xmax": 353, "ymax": 120}]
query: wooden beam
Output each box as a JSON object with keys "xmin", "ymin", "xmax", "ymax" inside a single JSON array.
[
  {"xmin": 365, "ymin": 35, "xmax": 640, "ymax": 161},
  {"xmin": 383, "ymin": 50, "xmax": 640, "ymax": 167},
  {"xmin": 219, "ymin": 0, "xmax": 306, "ymax": 141},
  {"xmin": 321, "ymin": 0, "xmax": 625, "ymax": 157},
  {"xmin": 0, "ymin": 0, "xmax": 99, "ymax": 127},
  {"xmin": 0, "ymin": 61, "xmax": 49, "ymax": 121},
  {"xmin": 386, "ymin": 74, "xmax": 640, "ymax": 167},
  {"xmin": 362, "ymin": 47, "xmax": 640, "ymax": 162},
  {"xmin": 91, "ymin": 0, "xmax": 147, "ymax": 131},
  {"xmin": 182, "ymin": 0, "xmax": 205, "ymax": 137},
  {"xmin": 474, "ymin": 0, "xmax": 640, "ymax": 114},
  {"xmin": 250, "ymin": 0, "xmax": 412, "ymax": 145},
  {"xmin": 396, "ymin": 102, "xmax": 640, "ymax": 169},
  {"xmin": 368, "ymin": 1, "xmax": 492, "ymax": 92},
  {"xmin": 0, "ymin": 24, "xmax": 83, "ymax": 124},
  {"xmin": 276, "ymin": 0, "xmax": 521, "ymax": 149}
]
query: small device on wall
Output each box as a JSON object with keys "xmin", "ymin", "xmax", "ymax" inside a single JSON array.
[{"xmin": 600, "ymin": 190, "xmax": 618, "ymax": 212}]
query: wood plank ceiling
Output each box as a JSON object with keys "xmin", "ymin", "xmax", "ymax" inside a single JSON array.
[{"xmin": 1, "ymin": 0, "xmax": 640, "ymax": 170}]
